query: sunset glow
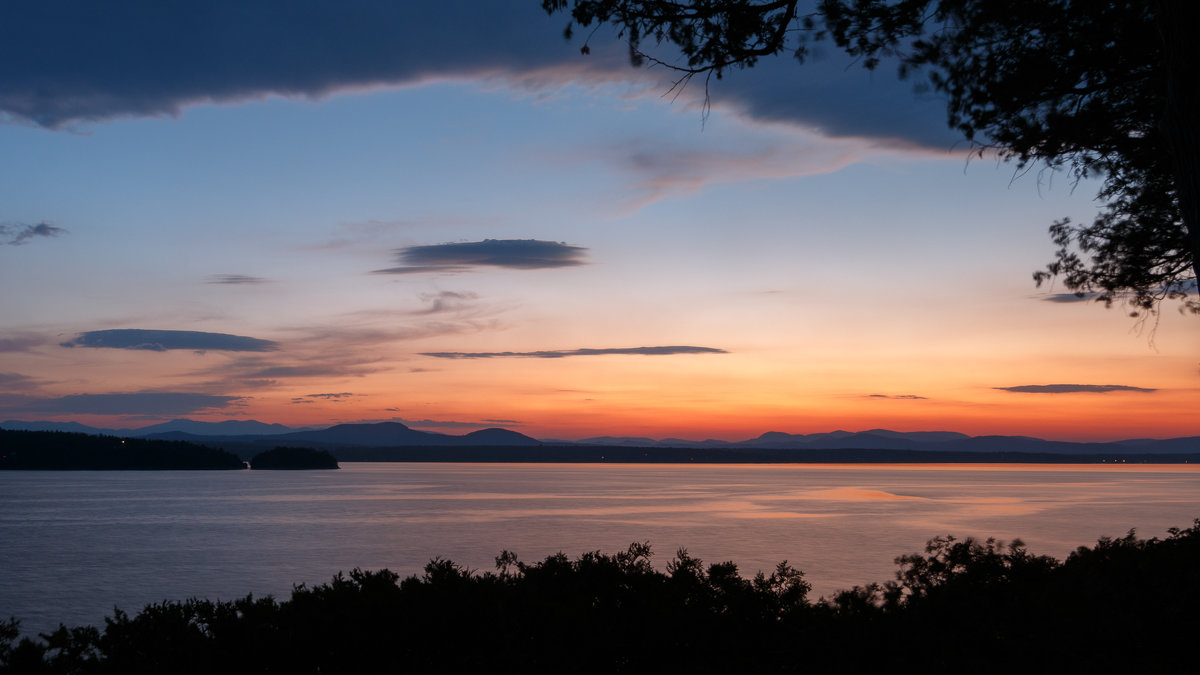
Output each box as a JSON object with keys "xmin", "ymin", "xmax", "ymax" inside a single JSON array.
[{"xmin": 2, "ymin": 2, "xmax": 1197, "ymax": 443}]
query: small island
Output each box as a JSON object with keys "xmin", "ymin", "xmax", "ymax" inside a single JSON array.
[{"xmin": 249, "ymin": 446, "xmax": 339, "ymax": 470}]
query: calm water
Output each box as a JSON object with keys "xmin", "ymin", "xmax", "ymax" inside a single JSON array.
[{"xmin": 2, "ymin": 463, "xmax": 1198, "ymax": 635}]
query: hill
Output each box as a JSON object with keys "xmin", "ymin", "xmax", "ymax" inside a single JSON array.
[{"xmin": 4, "ymin": 420, "xmax": 1198, "ymax": 460}]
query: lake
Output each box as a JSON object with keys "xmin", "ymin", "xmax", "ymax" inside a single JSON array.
[{"xmin": 2, "ymin": 462, "xmax": 1198, "ymax": 636}]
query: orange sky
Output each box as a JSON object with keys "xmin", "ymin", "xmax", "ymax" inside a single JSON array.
[{"xmin": 2, "ymin": 49, "xmax": 1196, "ymax": 442}]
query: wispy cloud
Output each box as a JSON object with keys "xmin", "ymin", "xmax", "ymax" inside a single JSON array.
[
  {"xmin": 422, "ymin": 345, "xmax": 728, "ymax": 359},
  {"xmin": 290, "ymin": 392, "xmax": 358, "ymax": 404},
  {"xmin": 373, "ymin": 239, "xmax": 587, "ymax": 274},
  {"xmin": 0, "ymin": 333, "xmax": 45, "ymax": 352},
  {"xmin": 598, "ymin": 134, "xmax": 874, "ymax": 211},
  {"xmin": 866, "ymin": 394, "xmax": 928, "ymax": 400},
  {"xmin": 0, "ymin": 372, "xmax": 39, "ymax": 391},
  {"xmin": 197, "ymin": 318, "xmax": 500, "ymax": 387},
  {"xmin": 60, "ymin": 329, "xmax": 279, "ymax": 352},
  {"xmin": 289, "ymin": 320, "xmax": 500, "ymax": 347},
  {"xmin": 994, "ymin": 384, "xmax": 1157, "ymax": 394},
  {"xmin": 218, "ymin": 359, "xmax": 383, "ymax": 381},
  {"xmin": 1, "ymin": 222, "xmax": 67, "ymax": 246},
  {"xmin": 388, "ymin": 416, "xmax": 522, "ymax": 430},
  {"xmin": 206, "ymin": 274, "xmax": 268, "ymax": 285},
  {"xmin": 0, "ymin": 392, "xmax": 244, "ymax": 415},
  {"xmin": 413, "ymin": 291, "xmax": 480, "ymax": 314}
]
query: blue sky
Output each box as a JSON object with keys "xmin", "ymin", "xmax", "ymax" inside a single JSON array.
[{"xmin": 1, "ymin": 1, "xmax": 1196, "ymax": 440}]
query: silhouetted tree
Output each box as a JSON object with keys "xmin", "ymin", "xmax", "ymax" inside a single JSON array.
[
  {"xmin": 9, "ymin": 523, "xmax": 1199, "ymax": 672},
  {"xmin": 542, "ymin": 0, "xmax": 1200, "ymax": 318}
]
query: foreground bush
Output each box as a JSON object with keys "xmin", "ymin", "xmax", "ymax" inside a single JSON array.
[{"xmin": 3, "ymin": 521, "xmax": 1198, "ymax": 673}]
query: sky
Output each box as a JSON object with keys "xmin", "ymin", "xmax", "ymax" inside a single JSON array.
[{"xmin": 1, "ymin": 1, "xmax": 1196, "ymax": 442}]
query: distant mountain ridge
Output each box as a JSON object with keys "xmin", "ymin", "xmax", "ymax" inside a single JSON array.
[
  {"xmin": 0, "ymin": 419, "xmax": 546, "ymax": 448},
  {"xmin": 0, "ymin": 418, "xmax": 296, "ymax": 438},
  {"xmin": 2, "ymin": 419, "xmax": 1198, "ymax": 454},
  {"xmin": 538, "ymin": 428, "xmax": 1200, "ymax": 455}
]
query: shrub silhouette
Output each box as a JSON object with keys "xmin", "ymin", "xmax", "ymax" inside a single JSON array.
[{"xmin": 5, "ymin": 521, "xmax": 1197, "ymax": 673}]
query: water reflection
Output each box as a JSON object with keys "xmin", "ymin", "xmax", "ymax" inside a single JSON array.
[{"xmin": 2, "ymin": 462, "xmax": 1197, "ymax": 636}]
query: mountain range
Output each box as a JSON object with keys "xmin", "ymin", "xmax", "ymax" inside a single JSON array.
[{"xmin": 2, "ymin": 419, "xmax": 1199, "ymax": 455}]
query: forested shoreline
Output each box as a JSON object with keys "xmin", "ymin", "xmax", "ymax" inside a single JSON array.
[
  {"xmin": 0, "ymin": 430, "xmax": 244, "ymax": 470},
  {"xmin": 5, "ymin": 429, "xmax": 1198, "ymax": 466},
  {"xmin": 0, "ymin": 431, "xmax": 341, "ymax": 470},
  {"xmin": 3, "ymin": 521, "xmax": 1197, "ymax": 673}
]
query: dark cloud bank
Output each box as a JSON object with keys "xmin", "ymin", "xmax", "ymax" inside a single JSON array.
[
  {"xmin": 423, "ymin": 346, "xmax": 728, "ymax": 359},
  {"xmin": 0, "ymin": 1, "xmax": 953, "ymax": 148},
  {"xmin": 995, "ymin": 384, "xmax": 1157, "ymax": 394},
  {"xmin": 374, "ymin": 240, "xmax": 587, "ymax": 274},
  {"xmin": 61, "ymin": 329, "xmax": 278, "ymax": 352}
]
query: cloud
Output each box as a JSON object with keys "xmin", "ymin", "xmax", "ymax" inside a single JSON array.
[
  {"xmin": 0, "ymin": 1, "xmax": 580, "ymax": 129},
  {"xmin": 289, "ymin": 319, "xmax": 500, "ymax": 347},
  {"xmin": 1, "ymin": 222, "xmax": 67, "ymax": 246},
  {"xmin": 0, "ymin": 392, "xmax": 244, "ymax": 415},
  {"xmin": 601, "ymin": 135, "xmax": 871, "ymax": 211},
  {"xmin": 708, "ymin": 53, "xmax": 958, "ymax": 148},
  {"xmin": 994, "ymin": 384, "xmax": 1157, "ymax": 394},
  {"xmin": 0, "ymin": 333, "xmax": 45, "ymax": 352},
  {"xmin": 195, "ymin": 318, "xmax": 499, "ymax": 386},
  {"xmin": 1038, "ymin": 280, "xmax": 1197, "ymax": 304},
  {"xmin": 413, "ymin": 291, "xmax": 480, "ymax": 314},
  {"xmin": 221, "ymin": 361, "xmax": 382, "ymax": 380},
  {"xmin": 867, "ymin": 394, "xmax": 929, "ymax": 400},
  {"xmin": 0, "ymin": 2, "xmax": 952, "ymax": 149},
  {"xmin": 422, "ymin": 345, "xmax": 728, "ymax": 359},
  {"xmin": 373, "ymin": 239, "xmax": 587, "ymax": 274},
  {"xmin": 290, "ymin": 392, "xmax": 357, "ymax": 404},
  {"xmin": 395, "ymin": 417, "xmax": 519, "ymax": 430},
  {"xmin": 206, "ymin": 274, "xmax": 268, "ymax": 285},
  {"xmin": 366, "ymin": 415, "xmax": 524, "ymax": 429},
  {"xmin": 1040, "ymin": 292, "xmax": 1097, "ymax": 303},
  {"xmin": 0, "ymin": 372, "xmax": 39, "ymax": 391},
  {"xmin": 60, "ymin": 329, "xmax": 279, "ymax": 352}
]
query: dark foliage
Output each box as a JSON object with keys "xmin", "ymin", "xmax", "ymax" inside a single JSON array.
[
  {"xmin": 543, "ymin": 1, "xmax": 1200, "ymax": 318},
  {"xmin": 249, "ymin": 447, "xmax": 339, "ymax": 470},
  {"xmin": 0, "ymin": 430, "xmax": 245, "ymax": 470},
  {"xmin": 3, "ymin": 521, "xmax": 1198, "ymax": 673}
]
